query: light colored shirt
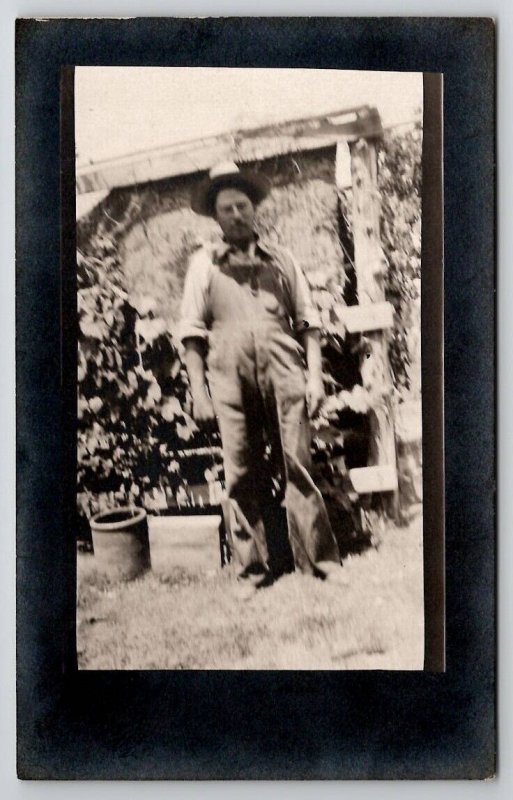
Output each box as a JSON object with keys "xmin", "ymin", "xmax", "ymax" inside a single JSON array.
[{"xmin": 180, "ymin": 237, "xmax": 321, "ymax": 343}]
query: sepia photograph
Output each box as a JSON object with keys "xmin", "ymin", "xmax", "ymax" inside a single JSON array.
[
  {"xmin": 15, "ymin": 15, "xmax": 497, "ymax": 779},
  {"xmin": 75, "ymin": 67, "xmax": 425, "ymax": 671}
]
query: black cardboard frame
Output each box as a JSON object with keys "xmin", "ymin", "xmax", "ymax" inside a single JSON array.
[{"xmin": 16, "ymin": 18, "xmax": 495, "ymax": 779}]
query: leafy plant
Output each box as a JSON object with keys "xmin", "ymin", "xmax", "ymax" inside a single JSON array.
[
  {"xmin": 378, "ymin": 124, "xmax": 422, "ymax": 394},
  {"xmin": 77, "ymin": 227, "xmax": 222, "ymax": 521}
]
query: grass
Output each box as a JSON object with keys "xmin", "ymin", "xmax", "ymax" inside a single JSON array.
[{"xmin": 77, "ymin": 511, "xmax": 424, "ymax": 670}]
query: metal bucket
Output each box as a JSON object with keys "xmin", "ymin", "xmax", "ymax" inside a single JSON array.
[{"xmin": 90, "ymin": 507, "xmax": 151, "ymax": 581}]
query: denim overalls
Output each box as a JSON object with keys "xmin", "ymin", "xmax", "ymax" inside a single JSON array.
[{"xmin": 205, "ymin": 246, "xmax": 340, "ymax": 585}]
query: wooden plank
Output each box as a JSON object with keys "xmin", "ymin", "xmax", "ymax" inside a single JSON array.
[
  {"xmin": 77, "ymin": 106, "xmax": 383, "ymax": 195},
  {"xmin": 335, "ymin": 141, "xmax": 352, "ymax": 190},
  {"xmin": 299, "ymin": 107, "xmax": 384, "ymax": 140},
  {"xmin": 339, "ymin": 301, "xmax": 394, "ymax": 333},
  {"xmin": 349, "ymin": 138, "xmax": 389, "ymax": 305},
  {"xmin": 349, "ymin": 465, "xmax": 398, "ymax": 494}
]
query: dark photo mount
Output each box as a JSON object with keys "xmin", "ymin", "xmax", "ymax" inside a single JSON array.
[{"xmin": 16, "ymin": 18, "xmax": 495, "ymax": 779}]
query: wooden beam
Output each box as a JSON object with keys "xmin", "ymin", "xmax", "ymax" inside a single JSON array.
[
  {"xmin": 77, "ymin": 106, "xmax": 383, "ymax": 195},
  {"xmin": 349, "ymin": 137, "xmax": 399, "ymax": 515},
  {"xmin": 349, "ymin": 465, "xmax": 398, "ymax": 494},
  {"xmin": 338, "ymin": 301, "xmax": 394, "ymax": 334},
  {"xmin": 335, "ymin": 141, "xmax": 352, "ymax": 190},
  {"xmin": 349, "ymin": 138, "xmax": 388, "ymax": 304}
]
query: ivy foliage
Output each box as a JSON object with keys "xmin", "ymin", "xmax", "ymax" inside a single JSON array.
[
  {"xmin": 77, "ymin": 230, "xmax": 222, "ymax": 519},
  {"xmin": 378, "ymin": 124, "xmax": 422, "ymax": 392}
]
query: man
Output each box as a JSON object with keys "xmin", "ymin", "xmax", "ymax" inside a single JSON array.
[{"xmin": 180, "ymin": 162, "xmax": 345, "ymax": 596}]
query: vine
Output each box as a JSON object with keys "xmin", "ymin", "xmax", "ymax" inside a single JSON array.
[{"xmin": 77, "ymin": 223, "xmax": 222, "ymax": 521}]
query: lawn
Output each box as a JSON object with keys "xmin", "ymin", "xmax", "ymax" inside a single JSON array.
[{"xmin": 77, "ymin": 510, "xmax": 424, "ymax": 670}]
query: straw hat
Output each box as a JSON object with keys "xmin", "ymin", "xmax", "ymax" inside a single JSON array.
[{"xmin": 191, "ymin": 161, "xmax": 271, "ymax": 217}]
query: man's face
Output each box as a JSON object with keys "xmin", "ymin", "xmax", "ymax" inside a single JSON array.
[{"xmin": 214, "ymin": 188, "xmax": 255, "ymax": 246}]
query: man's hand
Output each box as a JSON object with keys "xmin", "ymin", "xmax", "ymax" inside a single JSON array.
[
  {"xmin": 191, "ymin": 390, "xmax": 217, "ymax": 426},
  {"xmin": 305, "ymin": 374, "xmax": 325, "ymax": 420},
  {"xmin": 183, "ymin": 338, "xmax": 216, "ymax": 427}
]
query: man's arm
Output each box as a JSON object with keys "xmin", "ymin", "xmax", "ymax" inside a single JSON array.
[
  {"xmin": 280, "ymin": 249, "xmax": 325, "ymax": 419},
  {"xmin": 179, "ymin": 250, "xmax": 216, "ymax": 425},
  {"xmin": 302, "ymin": 328, "xmax": 325, "ymax": 419},
  {"xmin": 182, "ymin": 338, "xmax": 216, "ymax": 424}
]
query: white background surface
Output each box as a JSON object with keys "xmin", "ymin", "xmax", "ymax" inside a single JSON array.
[{"xmin": 2, "ymin": 2, "xmax": 508, "ymax": 798}]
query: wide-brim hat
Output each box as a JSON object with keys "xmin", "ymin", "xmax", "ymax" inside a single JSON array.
[{"xmin": 191, "ymin": 161, "xmax": 271, "ymax": 217}]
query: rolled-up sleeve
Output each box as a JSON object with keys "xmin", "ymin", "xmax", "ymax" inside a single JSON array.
[
  {"xmin": 179, "ymin": 249, "xmax": 212, "ymax": 343},
  {"xmin": 285, "ymin": 252, "xmax": 322, "ymax": 333}
]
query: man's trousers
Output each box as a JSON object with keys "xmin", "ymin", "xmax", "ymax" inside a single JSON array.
[{"xmin": 207, "ymin": 319, "xmax": 340, "ymax": 586}]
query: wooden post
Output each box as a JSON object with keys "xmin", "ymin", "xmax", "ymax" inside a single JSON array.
[
  {"xmin": 347, "ymin": 138, "xmax": 398, "ymax": 515},
  {"xmin": 348, "ymin": 138, "xmax": 388, "ymax": 303}
]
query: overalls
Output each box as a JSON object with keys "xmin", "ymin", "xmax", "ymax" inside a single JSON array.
[{"xmin": 206, "ymin": 248, "xmax": 340, "ymax": 585}]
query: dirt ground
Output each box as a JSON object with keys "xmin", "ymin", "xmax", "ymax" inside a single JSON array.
[{"xmin": 77, "ymin": 510, "xmax": 424, "ymax": 670}]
